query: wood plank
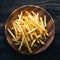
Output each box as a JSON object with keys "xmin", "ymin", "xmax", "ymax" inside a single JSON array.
[
  {"xmin": 0, "ymin": 0, "xmax": 60, "ymax": 59},
  {"xmin": 0, "ymin": 34, "xmax": 60, "ymax": 59}
]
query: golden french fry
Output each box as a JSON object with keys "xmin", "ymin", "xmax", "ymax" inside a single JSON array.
[
  {"xmin": 12, "ymin": 23, "xmax": 17, "ymax": 37},
  {"xmin": 44, "ymin": 15, "xmax": 46, "ymax": 27},
  {"xmin": 40, "ymin": 39, "xmax": 45, "ymax": 45},
  {"xmin": 34, "ymin": 32, "xmax": 38, "ymax": 39},
  {"xmin": 35, "ymin": 13, "xmax": 39, "ymax": 23},
  {"xmin": 15, "ymin": 43, "xmax": 20, "ymax": 45},
  {"xmin": 12, "ymin": 39, "xmax": 20, "ymax": 43},
  {"xmin": 43, "ymin": 34, "xmax": 46, "ymax": 39},
  {"xmin": 37, "ymin": 40, "xmax": 40, "ymax": 43},
  {"xmin": 37, "ymin": 34, "xmax": 41, "ymax": 38},
  {"xmin": 31, "ymin": 11, "xmax": 36, "ymax": 16},
  {"xmin": 18, "ymin": 11, "xmax": 23, "ymax": 19},
  {"xmin": 31, "ymin": 39, "xmax": 36, "ymax": 47},
  {"xmin": 19, "ymin": 36, "xmax": 24, "ymax": 51},
  {"xmin": 28, "ymin": 27, "xmax": 38, "ymax": 34}
]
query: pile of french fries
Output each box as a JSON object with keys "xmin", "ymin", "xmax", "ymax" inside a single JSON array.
[{"xmin": 7, "ymin": 11, "xmax": 48, "ymax": 53}]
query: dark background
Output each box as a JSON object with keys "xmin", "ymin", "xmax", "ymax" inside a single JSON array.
[{"xmin": 0, "ymin": 0, "xmax": 60, "ymax": 60}]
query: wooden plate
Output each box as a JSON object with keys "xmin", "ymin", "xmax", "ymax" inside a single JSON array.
[{"xmin": 5, "ymin": 5, "xmax": 55, "ymax": 54}]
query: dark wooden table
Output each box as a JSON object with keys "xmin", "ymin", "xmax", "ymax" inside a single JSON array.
[{"xmin": 0, "ymin": 0, "xmax": 60, "ymax": 60}]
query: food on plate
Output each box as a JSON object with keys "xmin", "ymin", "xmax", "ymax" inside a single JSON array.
[{"xmin": 7, "ymin": 11, "xmax": 48, "ymax": 53}]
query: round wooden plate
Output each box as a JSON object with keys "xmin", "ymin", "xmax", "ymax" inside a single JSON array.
[{"xmin": 5, "ymin": 5, "xmax": 55, "ymax": 54}]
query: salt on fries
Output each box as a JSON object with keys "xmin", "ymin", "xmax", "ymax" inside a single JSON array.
[{"xmin": 7, "ymin": 11, "xmax": 48, "ymax": 53}]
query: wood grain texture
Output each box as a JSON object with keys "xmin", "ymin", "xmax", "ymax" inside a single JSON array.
[
  {"xmin": 0, "ymin": 0, "xmax": 60, "ymax": 35},
  {"xmin": 0, "ymin": 0, "xmax": 60, "ymax": 59},
  {"xmin": 4, "ymin": 5, "xmax": 55, "ymax": 54},
  {"xmin": 0, "ymin": 35, "xmax": 60, "ymax": 60}
]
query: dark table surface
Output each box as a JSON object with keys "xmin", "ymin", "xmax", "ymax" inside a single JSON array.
[{"xmin": 0, "ymin": 0, "xmax": 60, "ymax": 60}]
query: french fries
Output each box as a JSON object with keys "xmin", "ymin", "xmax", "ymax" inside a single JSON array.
[
  {"xmin": 18, "ymin": 36, "xmax": 24, "ymax": 51},
  {"xmin": 28, "ymin": 27, "xmax": 38, "ymax": 34},
  {"xmin": 7, "ymin": 11, "xmax": 48, "ymax": 53},
  {"xmin": 44, "ymin": 15, "xmax": 46, "ymax": 27},
  {"xmin": 7, "ymin": 29, "xmax": 17, "ymax": 42},
  {"xmin": 31, "ymin": 39, "xmax": 36, "ymax": 47}
]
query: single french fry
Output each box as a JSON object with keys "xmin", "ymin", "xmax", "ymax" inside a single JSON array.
[
  {"xmin": 39, "ymin": 17, "xmax": 45, "ymax": 30},
  {"xmin": 18, "ymin": 11, "xmax": 23, "ymax": 19},
  {"xmin": 44, "ymin": 15, "xmax": 46, "ymax": 27},
  {"xmin": 40, "ymin": 39, "xmax": 45, "ymax": 45},
  {"xmin": 43, "ymin": 34, "xmax": 46, "ymax": 39},
  {"xmin": 34, "ymin": 44, "xmax": 37, "ymax": 47},
  {"xmin": 28, "ymin": 27, "xmax": 38, "ymax": 34},
  {"xmin": 31, "ymin": 11, "xmax": 36, "ymax": 16},
  {"xmin": 36, "ymin": 13, "xmax": 39, "ymax": 23},
  {"xmin": 37, "ymin": 40, "xmax": 40, "ymax": 43},
  {"xmin": 37, "ymin": 34, "xmax": 41, "ymax": 38},
  {"xmin": 25, "ymin": 10, "xmax": 31, "ymax": 15},
  {"xmin": 15, "ymin": 43, "xmax": 20, "ymax": 45},
  {"xmin": 40, "ymin": 17, "xmax": 44, "ymax": 25},
  {"xmin": 12, "ymin": 23, "xmax": 17, "ymax": 37},
  {"xmin": 34, "ymin": 32, "xmax": 38, "ymax": 39},
  {"xmin": 46, "ymin": 33, "xmax": 48, "ymax": 36},
  {"xmin": 31, "ymin": 39, "xmax": 36, "ymax": 47},
  {"xmin": 19, "ymin": 36, "xmax": 24, "ymax": 51}
]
